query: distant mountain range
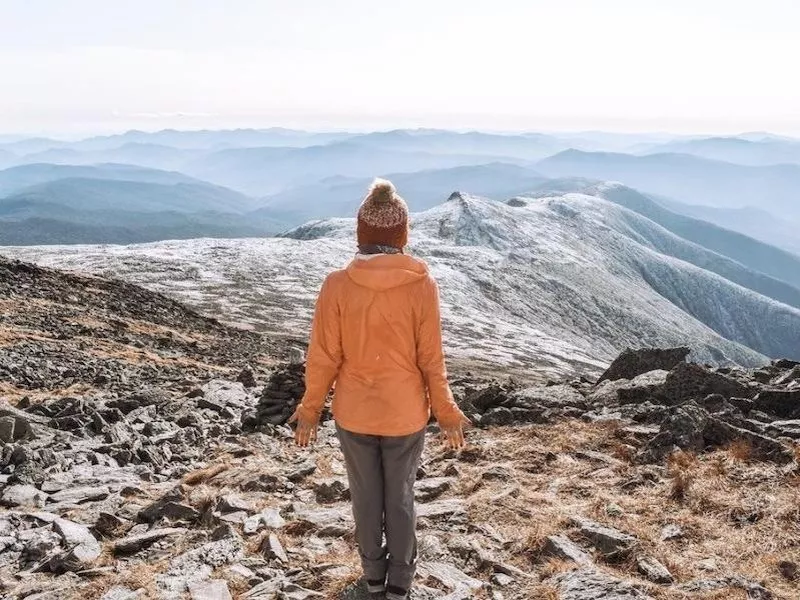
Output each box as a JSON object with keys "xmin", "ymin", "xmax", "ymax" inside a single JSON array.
[
  {"xmin": 0, "ymin": 214, "xmax": 279, "ymax": 246},
  {"xmin": 0, "ymin": 164, "xmax": 284, "ymax": 244},
  {"xmin": 254, "ymin": 163, "xmax": 549, "ymax": 224},
  {"xmin": 3, "ymin": 177, "xmax": 254, "ymax": 214},
  {"xmin": 19, "ymin": 143, "xmax": 202, "ymax": 171},
  {"xmin": 536, "ymin": 149, "xmax": 800, "ymax": 223},
  {"xmin": 340, "ymin": 130, "xmax": 567, "ymax": 160},
  {"xmin": 639, "ymin": 136, "xmax": 800, "ymax": 166},
  {"xmin": 180, "ymin": 141, "xmax": 535, "ymax": 196},
  {"xmin": 657, "ymin": 198, "xmax": 800, "ymax": 257},
  {"xmin": 2, "ymin": 128, "xmax": 800, "ymax": 264},
  {"xmin": 0, "ymin": 163, "xmax": 200, "ymax": 196},
  {"xmin": 0, "ymin": 128, "xmax": 352, "ymax": 154}
]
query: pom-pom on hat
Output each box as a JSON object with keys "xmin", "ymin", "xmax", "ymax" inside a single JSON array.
[{"xmin": 356, "ymin": 178, "xmax": 409, "ymax": 249}]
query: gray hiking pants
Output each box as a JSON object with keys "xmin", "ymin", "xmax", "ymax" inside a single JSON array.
[{"xmin": 336, "ymin": 424, "xmax": 426, "ymax": 591}]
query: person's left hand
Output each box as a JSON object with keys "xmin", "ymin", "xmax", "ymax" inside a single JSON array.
[
  {"xmin": 440, "ymin": 415, "xmax": 471, "ymax": 450},
  {"xmin": 287, "ymin": 407, "xmax": 319, "ymax": 447}
]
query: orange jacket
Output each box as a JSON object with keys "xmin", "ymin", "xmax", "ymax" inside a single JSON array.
[{"xmin": 296, "ymin": 253, "xmax": 465, "ymax": 436}]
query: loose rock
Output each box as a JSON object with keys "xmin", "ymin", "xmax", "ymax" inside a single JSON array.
[
  {"xmin": 554, "ymin": 569, "xmax": 654, "ymax": 599},
  {"xmin": 543, "ymin": 535, "xmax": 594, "ymax": 566},
  {"xmin": 570, "ymin": 517, "xmax": 638, "ymax": 559},
  {"xmin": 636, "ymin": 555, "xmax": 674, "ymax": 584},
  {"xmin": 189, "ymin": 579, "xmax": 233, "ymax": 600}
]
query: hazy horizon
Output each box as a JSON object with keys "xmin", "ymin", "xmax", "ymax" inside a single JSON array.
[
  {"xmin": 4, "ymin": 0, "xmax": 800, "ymax": 137},
  {"xmin": 5, "ymin": 125, "xmax": 799, "ymax": 145}
]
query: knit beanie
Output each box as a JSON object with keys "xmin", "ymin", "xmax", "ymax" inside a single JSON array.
[{"xmin": 356, "ymin": 178, "xmax": 409, "ymax": 249}]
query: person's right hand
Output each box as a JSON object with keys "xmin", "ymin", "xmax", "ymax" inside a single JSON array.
[
  {"xmin": 287, "ymin": 407, "xmax": 319, "ymax": 447},
  {"xmin": 441, "ymin": 416, "xmax": 471, "ymax": 449}
]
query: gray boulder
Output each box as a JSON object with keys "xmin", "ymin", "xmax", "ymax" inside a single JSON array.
[
  {"xmin": 638, "ymin": 401, "xmax": 709, "ymax": 463},
  {"xmin": 1, "ymin": 484, "xmax": 48, "ymax": 508},
  {"xmin": 753, "ymin": 389, "xmax": 800, "ymax": 419},
  {"xmin": 114, "ymin": 527, "xmax": 186, "ymax": 554},
  {"xmin": 542, "ymin": 535, "xmax": 594, "ymax": 566},
  {"xmin": 662, "ymin": 363, "xmax": 753, "ymax": 405},
  {"xmin": 636, "ymin": 555, "xmax": 674, "ymax": 584},
  {"xmin": 554, "ymin": 569, "xmax": 654, "ymax": 599},
  {"xmin": 570, "ymin": 517, "xmax": 638, "ymax": 559},
  {"xmin": 50, "ymin": 518, "xmax": 102, "ymax": 572},
  {"xmin": 764, "ymin": 420, "xmax": 800, "ymax": 439},
  {"xmin": 704, "ymin": 419, "xmax": 794, "ymax": 464},
  {"xmin": 156, "ymin": 537, "xmax": 243, "ymax": 597},
  {"xmin": 189, "ymin": 579, "xmax": 233, "ymax": 600},
  {"xmin": 0, "ymin": 414, "xmax": 33, "ymax": 443},
  {"xmin": 514, "ymin": 385, "xmax": 588, "ymax": 410},
  {"xmin": 415, "ymin": 477, "xmax": 454, "ymax": 502},
  {"xmin": 598, "ymin": 347, "xmax": 689, "ymax": 383}
]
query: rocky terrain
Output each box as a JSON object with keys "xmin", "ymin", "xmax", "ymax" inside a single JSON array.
[{"xmin": 1, "ymin": 256, "xmax": 799, "ymax": 599}]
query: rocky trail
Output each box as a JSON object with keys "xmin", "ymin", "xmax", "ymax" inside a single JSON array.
[{"xmin": 1, "ymin": 257, "xmax": 800, "ymax": 599}]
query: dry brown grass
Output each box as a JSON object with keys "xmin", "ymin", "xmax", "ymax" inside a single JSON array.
[
  {"xmin": 245, "ymin": 530, "xmax": 270, "ymax": 556},
  {"xmin": 538, "ymin": 558, "xmax": 575, "ymax": 580},
  {"xmin": 0, "ymin": 381, "xmax": 97, "ymax": 404},
  {"xmin": 518, "ymin": 583, "xmax": 560, "ymax": 600},
  {"xmin": 454, "ymin": 472, "xmax": 484, "ymax": 496},
  {"xmin": 0, "ymin": 326, "xmax": 59, "ymax": 346},
  {"xmin": 182, "ymin": 463, "xmax": 229, "ymax": 485},
  {"xmin": 315, "ymin": 453, "xmax": 333, "ymax": 478},
  {"xmin": 76, "ymin": 559, "xmax": 168, "ymax": 599},
  {"xmin": 81, "ymin": 338, "xmax": 230, "ymax": 372},
  {"xmin": 283, "ymin": 519, "xmax": 317, "ymax": 537},
  {"xmin": 442, "ymin": 420, "xmax": 800, "ymax": 599},
  {"xmin": 666, "ymin": 450, "xmax": 699, "ymax": 502},
  {"xmin": 654, "ymin": 591, "xmax": 749, "ymax": 600},
  {"xmin": 726, "ymin": 439, "xmax": 754, "ymax": 462}
]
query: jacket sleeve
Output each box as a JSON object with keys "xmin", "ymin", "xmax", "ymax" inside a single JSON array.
[
  {"xmin": 296, "ymin": 275, "xmax": 342, "ymax": 422},
  {"xmin": 417, "ymin": 275, "xmax": 465, "ymax": 427}
]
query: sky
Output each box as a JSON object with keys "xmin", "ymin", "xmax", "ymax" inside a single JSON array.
[{"xmin": 2, "ymin": 0, "xmax": 800, "ymax": 137}]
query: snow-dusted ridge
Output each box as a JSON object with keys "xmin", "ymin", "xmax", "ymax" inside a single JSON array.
[{"xmin": 5, "ymin": 188, "xmax": 800, "ymax": 378}]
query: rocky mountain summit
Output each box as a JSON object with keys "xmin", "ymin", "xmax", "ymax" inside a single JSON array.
[{"xmin": 1, "ymin": 256, "xmax": 799, "ymax": 599}]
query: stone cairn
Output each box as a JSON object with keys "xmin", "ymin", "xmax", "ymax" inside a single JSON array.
[{"xmin": 251, "ymin": 348, "xmax": 307, "ymax": 427}]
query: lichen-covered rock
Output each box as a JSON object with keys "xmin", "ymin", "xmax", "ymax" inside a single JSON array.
[
  {"xmin": 514, "ymin": 384, "xmax": 588, "ymax": 410},
  {"xmin": 704, "ymin": 419, "xmax": 794, "ymax": 464}
]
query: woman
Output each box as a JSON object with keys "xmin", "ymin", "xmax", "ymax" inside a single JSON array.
[{"xmin": 289, "ymin": 178, "xmax": 469, "ymax": 600}]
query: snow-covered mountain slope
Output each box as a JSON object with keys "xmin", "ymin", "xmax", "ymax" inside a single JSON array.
[
  {"xmin": 520, "ymin": 179, "xmax": 800, "ymax": 302},
  {"xmin": 6, "ymin": 191, "xmax": 800, "ymax": 378}
]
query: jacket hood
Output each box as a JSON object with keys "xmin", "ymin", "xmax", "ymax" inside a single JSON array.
[{"xmin": 345, "ymin": 254, "xmax": 428, "ymax": 291}]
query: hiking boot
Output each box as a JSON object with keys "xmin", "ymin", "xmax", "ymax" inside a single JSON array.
[{"xmin": 385, "ymin": 585, "xmax": 409, "ymax": 600}]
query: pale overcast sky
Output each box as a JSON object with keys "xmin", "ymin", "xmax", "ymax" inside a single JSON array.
[{"xmin": 2, "ymin": 0, "xmax": 799, "ymax": 136}]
